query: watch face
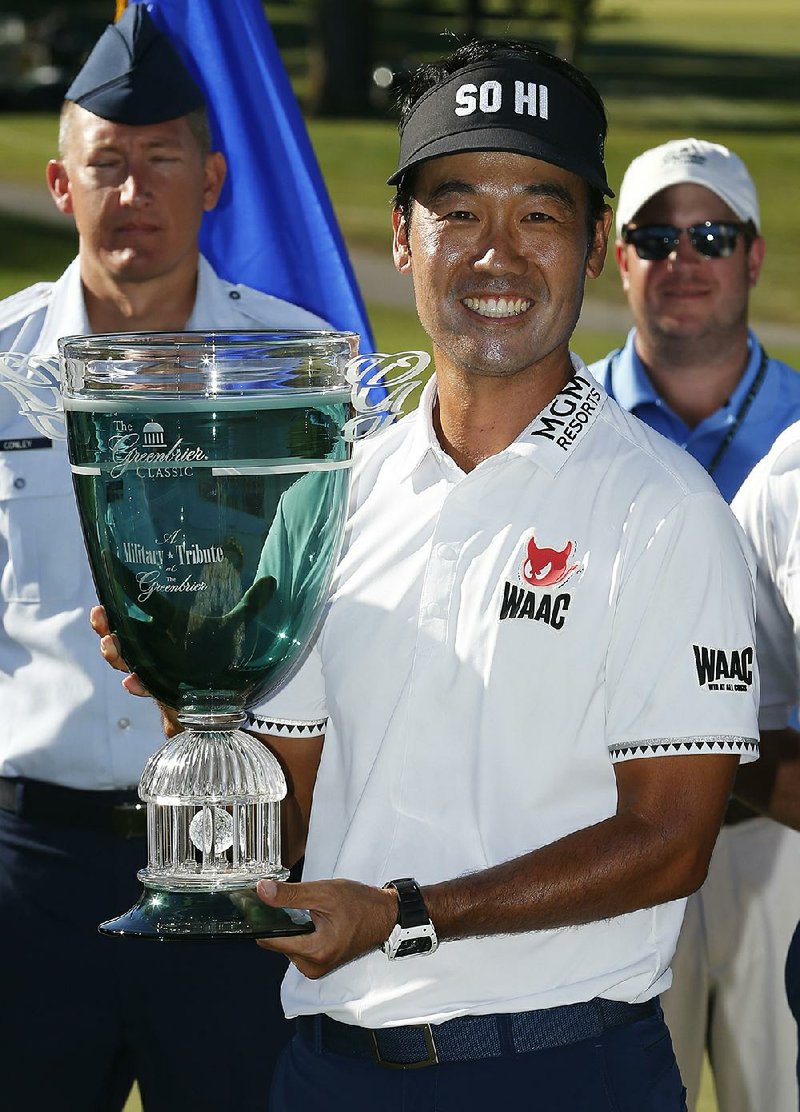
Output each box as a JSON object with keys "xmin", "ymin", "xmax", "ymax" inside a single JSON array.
[{"xmin": 397, "ymin": 936, "xmax": 435, "ymax": 957}]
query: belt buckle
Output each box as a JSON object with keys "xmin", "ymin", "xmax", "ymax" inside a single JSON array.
[
  {"xmin": 111, "ymin": 802, "xmax": 146, "ymax": 839},
  {"xmin": 371, "ymin": 1024, "xmax": 439, "ymax": 1069}
]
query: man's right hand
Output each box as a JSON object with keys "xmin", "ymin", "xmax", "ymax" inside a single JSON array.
[{"xmin": 90, "ymin": 605, "xmax": 182, "ymax": 737}]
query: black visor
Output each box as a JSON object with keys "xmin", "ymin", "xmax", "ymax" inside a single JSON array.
[{"xmin": 389, "ymin": 58, "xmax": 613, "ymax": 197}]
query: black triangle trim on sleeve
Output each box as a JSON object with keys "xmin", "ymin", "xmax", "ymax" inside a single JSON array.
[
  {"xmin": 609, "ymin": 736, "xmax": 758, "ymax": 763},
  {"xmin": 245, "ymin": 714, "xmax": 328, "ymax": 736}
]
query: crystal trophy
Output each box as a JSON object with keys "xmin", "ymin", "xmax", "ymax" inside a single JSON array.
[
  {"xmin": 60, "ymin": 330, "xmax": 356, "ymax": 940},
  {"xmin": 0, "ymin": 332, "xmax": 429, "ymax": 940}
]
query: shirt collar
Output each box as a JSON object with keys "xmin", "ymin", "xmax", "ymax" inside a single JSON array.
[
  {"xmin": 724, "ymin": 330, "xmax": 765, "ymax": 413},
  {"xmin": 609, "ymin": 327, "xmax": 764, "ymax": 419},
  {"xmin": 33, "ymin": 253, "xmax": 214, "ymax": 356},
  {"xmin": 185, "ymin": 254, "xmax": 218, "ymax": 331},
  {"xmin": 606, "ymin": 329, "xmax": 660, "ymax": 413},
  {"xmin": 32, "ymin": 258, "xmax": 91, "ymax": 357},
  {"xmin": 397, "ymin": 352, "xmax": 608, "ymax": 481},
  {"xmin": 396, "ymin": 374, "xmax": 450, "ymax": 481}
]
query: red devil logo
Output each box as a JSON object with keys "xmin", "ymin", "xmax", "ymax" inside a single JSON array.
[{"xmin": 522, "ymin": 534, "xmax": 579, "ymax": 588}]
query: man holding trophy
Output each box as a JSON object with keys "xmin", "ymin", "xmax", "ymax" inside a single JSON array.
[
  {"xmin": 0, "ymin": 7, "xmax": 329, "ymax": 1111},
  {"xmin": 99, "ymin": 39, "xmax": 761, "ymax": 1111}
]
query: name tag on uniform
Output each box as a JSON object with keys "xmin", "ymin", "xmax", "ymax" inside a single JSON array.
[{"xmin": 0, "ymin": 437, "xmax": 52, "ymax": 452}]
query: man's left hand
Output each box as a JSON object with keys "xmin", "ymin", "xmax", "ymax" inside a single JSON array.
[{"xmin": 255, "ymin": 878, "xmax": 398, "ymax": 978}]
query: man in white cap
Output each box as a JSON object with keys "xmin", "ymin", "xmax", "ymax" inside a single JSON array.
[{"xmin": 589, "ymin": 138, "xmax": 800, "ymax": 1112}]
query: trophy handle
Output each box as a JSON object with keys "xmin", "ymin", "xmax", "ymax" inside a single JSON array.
[
  {"xmin": 0, "ymin": 347, "xmax": 434, "ymax": 445},
  {"xmin": 344, "ymin": 350, "xmax": 431, "ymax": 441},
  {"xmin": 0, "ymin": 351, "xmax": 66, "ymax": 440}
]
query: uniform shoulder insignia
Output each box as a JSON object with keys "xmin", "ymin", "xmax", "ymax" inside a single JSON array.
[{"xmin": 0, "ymin": 282, "xmax": 53, "ymax": 333}]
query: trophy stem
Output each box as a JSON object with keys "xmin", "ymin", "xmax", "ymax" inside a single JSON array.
[{"xmin": 98, "ymin": 726, "xmax": 315, "ymax": 941}]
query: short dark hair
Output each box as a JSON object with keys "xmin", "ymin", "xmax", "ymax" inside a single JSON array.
[{"xmin": 392, "ymin": 39, "xmax": 608, "ymax": 239}]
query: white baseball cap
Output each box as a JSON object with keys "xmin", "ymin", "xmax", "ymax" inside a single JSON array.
[{"xmin": 616, "ymin": 138, "xmax": 760, "ymax": 235}]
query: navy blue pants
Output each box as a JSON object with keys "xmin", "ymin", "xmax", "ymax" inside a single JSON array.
[
  {"xmin": 270, "ymin": 1005, "xmax": 688, "ymax": 1111},
  {"xmin": 0, "ymin": 809, "xmax": 292, "ymax": 1112}
]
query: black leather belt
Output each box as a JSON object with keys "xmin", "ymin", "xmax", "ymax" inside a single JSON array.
[
  {"xmin": 297, "ymin": 997, "xmax": 659, "ymax": 1069},
  {"xmin": 0, "ymin": 776, "xmax": 146, "ymax": 838}
]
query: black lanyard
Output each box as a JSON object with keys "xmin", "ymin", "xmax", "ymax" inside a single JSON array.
[
  {"xmin": 607, "ymin": 345, "xmax": 770, "ymax": 479},
  {"xmin": 706, "ymin": 346, "xmax": 769, "ymax": 477}
]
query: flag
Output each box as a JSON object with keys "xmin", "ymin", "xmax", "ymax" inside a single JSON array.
[{"xmin": 133, "ymin": 0, "xmax": 374, "ymax": 350}]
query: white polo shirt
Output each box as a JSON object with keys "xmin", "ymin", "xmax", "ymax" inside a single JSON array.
[
  {"xmin": 256, "ymin": 359, "xmax": 759, "ymax": 1028},
  {"xmin": 732, "ymin": 420, "xmax": 800, "ymax": 728}
]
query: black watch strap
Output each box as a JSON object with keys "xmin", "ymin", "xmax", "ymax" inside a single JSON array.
[
  {"xmin": 382, "ymin": 877, "xmax": 438, "ymax": 959},
  {"xmin": 384, "ymin": 877, "xmax": 430, "ymax": 928}
]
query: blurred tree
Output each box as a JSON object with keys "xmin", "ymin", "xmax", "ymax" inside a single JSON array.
[
  {"xmin": 308, "ymin": 0, "xmax": 374, "ymax": 116},
  {"xmin": 558, "ymin": 0, "xmax": 597, "ymax": 64},
  {"xmin": 287, "ymin": 0, "xmax": 598, "ymax": 116}
]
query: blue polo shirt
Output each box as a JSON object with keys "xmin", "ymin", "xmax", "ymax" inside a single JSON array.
[{"xmin": 589, "ymin": 328, "xmax": 800, "ymax": 503}]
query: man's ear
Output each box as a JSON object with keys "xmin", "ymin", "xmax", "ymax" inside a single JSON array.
[
  {"xmin": 203, "ymin": 151, "xmax": 227, "ymax": 212},
  {"xmin": 747, "ymin": 235, "xmax": 766, "ymax": 290},
  {"xmin": 392, "ymin": 207, "xmax": 412, "ymax": 275},
  {"xmin": 615, "ymin": 238, "xmax": 632, "ymax": 293},
  {"xmin": 46, "ymin": 160, "xmax": 74, "ymax": 216},
  {"xmin": 585, "ymin": 204, "xmax": 613, "ymax": 280}
]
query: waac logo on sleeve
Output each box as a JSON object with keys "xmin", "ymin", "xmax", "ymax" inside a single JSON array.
[
  {"xmin": 499, "ymin": 532, "xmax": 584, "ymax": 630},
  {"xmin": 693, "ymin": 644, "xmax": 754, "ymax": 692}
]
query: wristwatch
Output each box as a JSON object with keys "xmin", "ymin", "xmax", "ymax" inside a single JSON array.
[{"xmin": 382, "ymin": 877, "xmax": 438, "ymax": 959}]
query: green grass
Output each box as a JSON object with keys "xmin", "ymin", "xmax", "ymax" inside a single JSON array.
[
  {"xmin": 0, "ymin": 115, "xmax": 57, "ymax": 185},
  {"xmin": 592, "ymin": 0, "xmax": 800, "ymax": 56},
  {"xmin": 0, "ymin": 211, "xmax": 75, "ymax": 299}
]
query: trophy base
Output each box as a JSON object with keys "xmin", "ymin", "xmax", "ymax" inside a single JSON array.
[{"xmin": 98, "ymin": 883, "xmax": 314, "ymax": 941}]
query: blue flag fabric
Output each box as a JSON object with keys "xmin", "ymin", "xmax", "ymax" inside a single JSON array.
[{"xmin": 134, "ymin": 0, "xmax": 374, "ymax": 350}]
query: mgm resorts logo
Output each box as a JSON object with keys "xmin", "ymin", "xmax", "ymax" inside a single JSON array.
[{"xmin": 693, "ymin": 644, "xmax": 754, "ymax": 692}]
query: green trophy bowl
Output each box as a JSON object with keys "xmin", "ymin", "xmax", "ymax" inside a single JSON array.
[{"xmin": 59, "ymin": 330, "xmax": 358, "ymax": 940}]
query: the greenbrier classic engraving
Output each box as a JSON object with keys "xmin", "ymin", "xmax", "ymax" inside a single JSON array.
[
  {"xmin": 0, "ymin": 332, "xmax": 429, "ymax": 940},
  {"xmin": 68, "ymin": 394, "xmax": 349, "ymax": 712}
]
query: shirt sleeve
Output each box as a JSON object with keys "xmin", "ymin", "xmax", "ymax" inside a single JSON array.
[
  {"xmin": 246, "ymin": 639, "xmax": 328, "ymax": 737},
  {"xmin": 606, "ymin": 490, "xmax": 759, "ymax": 763},
  {"xmin": 733, "ymin": 460, "xmax": 800, "ymax": 730},
  {"xmin": 245, "ymin": 472, "xmax": 341, "ymax": 738}
]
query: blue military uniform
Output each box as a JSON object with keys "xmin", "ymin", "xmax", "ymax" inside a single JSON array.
[{"xmin": 0, "ymin": 255, "xmax": 327, "ymax": 1112}]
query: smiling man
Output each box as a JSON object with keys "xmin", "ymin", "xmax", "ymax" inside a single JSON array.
[
  {"xmin": 101, "ymin": 40, "xmax": 761, "ymax": 1112},
  {"xmin": 222, "ymin": 44, "xmax": 761, "ymax": 1111},
  {"xmin": 589, "ymin": 139, "xmax": 800, "ymax": 1112},
  {"xmin": 0, "ymin": 6, "xmax": 327, "ymax": 1111}
]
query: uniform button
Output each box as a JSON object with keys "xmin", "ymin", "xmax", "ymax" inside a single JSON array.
[
  {"xmin": 13, "ymin": 477, "xmax": 25, "ymax": 489},
  {"xmin": 424, "ymin": 602, "xmax": 447, "ymax": 621},
  {"xmin": 117, "ymin": 717, "xmax": 131, "ymax": 730},
  {"xmin": 438, "ymin": 544, "xmax": 458, "ymax": 561},
  {"xmin": 229, "ymin": 290, "xmax": 241, "ymax": 300}
]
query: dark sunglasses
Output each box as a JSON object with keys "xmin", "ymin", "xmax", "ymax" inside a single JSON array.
[{"xmin": 621, "ymin": 221, "xmax": 747, "ymax": 261}]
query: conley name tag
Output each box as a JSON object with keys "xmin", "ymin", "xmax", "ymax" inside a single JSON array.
[{"xmin": 0, "ymin": 437, "xmax": 52, "ymax": 452}]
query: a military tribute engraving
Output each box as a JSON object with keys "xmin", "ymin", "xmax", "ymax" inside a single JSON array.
[{"xmin": 61, "ymin": 330, "xmax": 357, "ymax": 939}]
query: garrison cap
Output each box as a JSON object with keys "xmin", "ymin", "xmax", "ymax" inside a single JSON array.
[{"xmin": 64, "ymin": 3, "xmax": 205, "ymax": 126}]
